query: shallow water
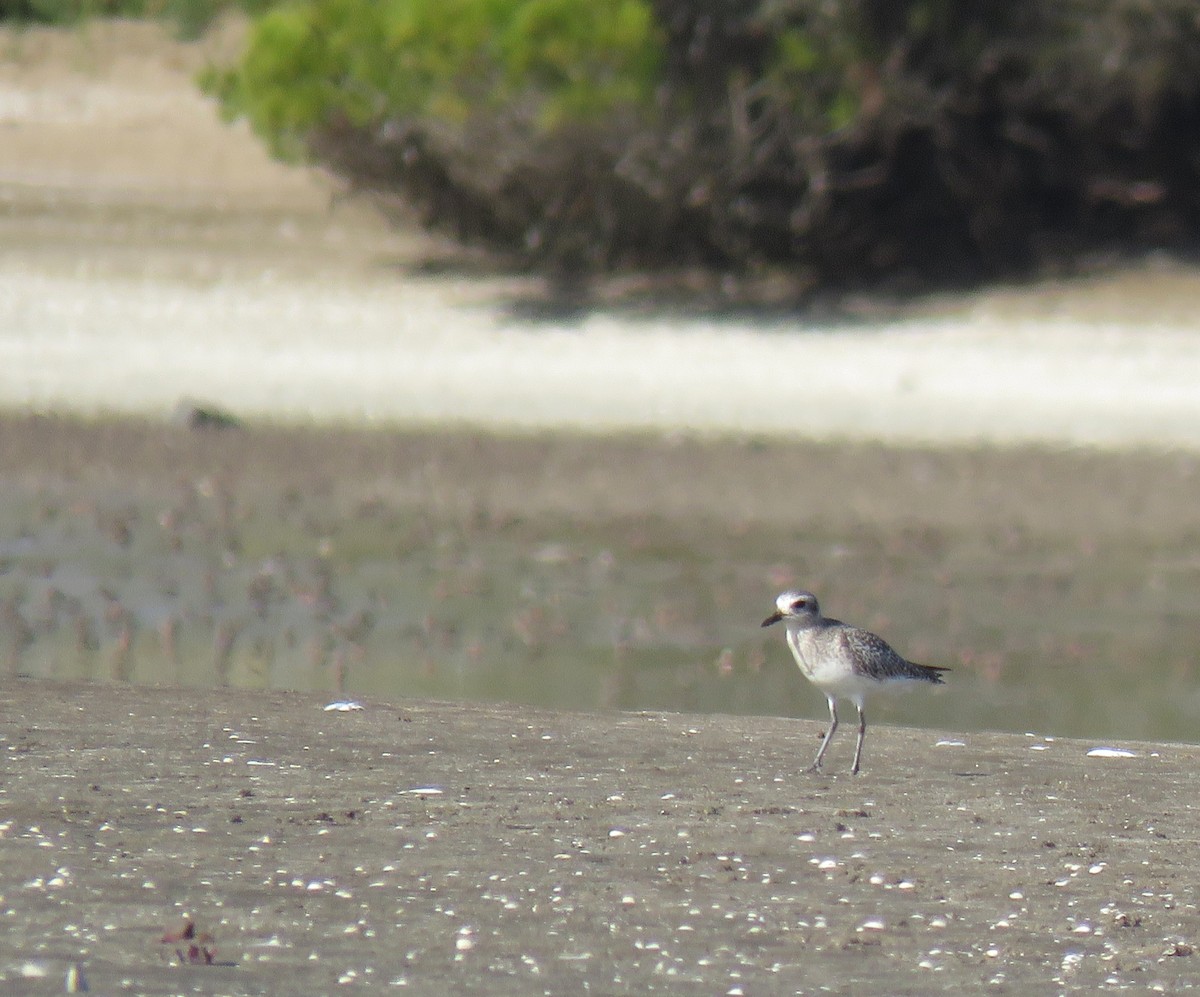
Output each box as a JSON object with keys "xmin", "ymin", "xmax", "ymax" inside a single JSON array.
[{"xmin": 3, "ymin": 418, "xmax": 1198, "ymax": 745}]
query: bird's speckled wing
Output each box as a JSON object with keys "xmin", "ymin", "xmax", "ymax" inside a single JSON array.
[{"xmin": 838, "ymin": 625, "xmax": 945, "ymax": 683}]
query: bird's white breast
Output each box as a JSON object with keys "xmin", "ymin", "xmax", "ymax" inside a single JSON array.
[{"xmin": 785, "ymin": 625, "xmax": 886, "ymax": 698}]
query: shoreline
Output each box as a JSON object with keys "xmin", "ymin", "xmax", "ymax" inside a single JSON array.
[
  {"xmin": 1, "ymin": 677, "xmax": 1193, "ymax": 993},
  {"xmin": 3, "ymin": 410, "xmax": 1198, "ymax": 743}
]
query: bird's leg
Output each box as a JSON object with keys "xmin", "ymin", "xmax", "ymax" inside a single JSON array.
[
  {"xmin": 809, "ymin": 696, "xmax": 838, "ymax": 773},
  {"xmin": 851, "ymin": 700, "xmax": 866, "ymax": 775}
]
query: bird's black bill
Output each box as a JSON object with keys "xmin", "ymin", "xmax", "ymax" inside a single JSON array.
[{"xmin": 761, "ymin": 611, "xmax": 783, "ymax": 628}]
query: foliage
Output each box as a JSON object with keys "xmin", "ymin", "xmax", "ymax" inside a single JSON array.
[
  {"xmin": 28, "ymin": 0, "xmax": 1200, "ymax": 291},
  {"xmin": 202, "ymin": 0, "xmax": 665, "ymax": 159}
]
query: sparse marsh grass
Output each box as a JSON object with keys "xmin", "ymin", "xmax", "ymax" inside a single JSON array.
[{"xmin": 3, "ymin": 413, "xmax": 1199, "ymax": 742}]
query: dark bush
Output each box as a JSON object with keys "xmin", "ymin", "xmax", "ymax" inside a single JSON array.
[{"xmin": 208, "ymin": 0, "xmax": 1200, "ymax": 291}]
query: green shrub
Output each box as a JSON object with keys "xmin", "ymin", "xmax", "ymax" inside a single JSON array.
[
  {"xmin": 205, "ymin": 0, "xmax": 1200, "ymax": 290},
  {"xmin": 204, "ymin": 0, "xmax": 665, "ymax": 158},
  {"xmin": 768, "ymin": 26, "xmax": 862, "ymax": 132}
]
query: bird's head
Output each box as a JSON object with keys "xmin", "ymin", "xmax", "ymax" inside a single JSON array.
[{"xmin": 761, "ymin": 590, "xmax": 820, "ymax": 628}]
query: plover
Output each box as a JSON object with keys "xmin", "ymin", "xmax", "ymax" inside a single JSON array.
[{"xmin": 762, "ymin": 590, "xmax": 948, "ymax": 774}]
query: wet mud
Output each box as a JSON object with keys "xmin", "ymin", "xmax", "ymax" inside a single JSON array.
[
  {"xmin": 2, "ymin": 415, "xmax": 1200, "ymax": 742},
  {"xmin": 1, "ymin": 679, "xmax": 1196, "ymax": 994}
]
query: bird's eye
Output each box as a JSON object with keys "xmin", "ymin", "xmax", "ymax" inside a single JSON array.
[{"xmin": 791, "ymin": 598, "xmax": 807, "ymax": 610}]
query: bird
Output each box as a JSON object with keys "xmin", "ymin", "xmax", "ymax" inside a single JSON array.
[{"xmin": 761, "ymin": 590, "xmax": 948, "ymax": 774}]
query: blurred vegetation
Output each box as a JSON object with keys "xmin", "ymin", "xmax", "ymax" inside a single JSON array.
[
  {"xmin": 199, "ymin": 0, "xmax": 1200, "ymax": 291},
  {"xmin": 200, "ymin": 0, "xmax": 670, "ymax": 269},
  {"xmin": 201, "ymin": 0, "xmax": 663, "ymax": 158},
  {"xmin": 16, "ymin": 0, "xmax": 1200, "ymax": 291}
]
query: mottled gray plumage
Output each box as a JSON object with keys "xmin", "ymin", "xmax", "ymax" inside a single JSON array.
[{"xmin": 762, "ymin": 589, "xmax": 948, "ymax": 774}]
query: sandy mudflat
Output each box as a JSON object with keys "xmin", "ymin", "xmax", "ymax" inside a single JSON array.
[{"xmin": 2, "ymin": 679, "xmax": 1198, "ymax": 994}]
